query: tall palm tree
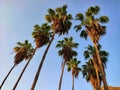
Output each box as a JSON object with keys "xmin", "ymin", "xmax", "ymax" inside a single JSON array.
[
  {"xmin": 84, "ymin": 44, "xmax": 109, "ymax": 90},
  {"xmin": 12, "ymin": 23, "xmax": 51, "ymax": 90},
  {"xmin": 67, "ymin": 58, "xmax": 81, "ymax": 90},
  {"xmin": 56, "ymin": 36, "xmax": 79, "ymax": 90},
  {"xmin": 0, "ymin": 40, "xmax": 34, "ymax": 89},
  {"xmin": 75, "ymin": 6, "xmax": 109, "ymax": 90},
  {"xmin": 31, "ymin": 5, "xmax": 72, "ymax": 90}
]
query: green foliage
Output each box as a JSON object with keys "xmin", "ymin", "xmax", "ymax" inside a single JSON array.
[
  {"xmin": 75, "ymin": 13, "xmax": 84, "ymax": 20},
  {"xmin": 13, "ymin": 40, "xmax": 34, "ymax": 65},
  {"xmin": 32, "ymin": 23, "xmax": 51, "ymax": 39},
  {"xmin": 67, "ymin": 58, "xmax": 81, "ymax": 78},
  {"xmin": 48, "ymin": 9, "xmax": 55, "ymax": 16},
  {"xmin": 75, "ymin": 5, "xmax": 109, "ymax": 44},
  {"xmin": 56, "ymin": 37, "xmax": 79, "ymax": 62},
  {"xmin": 16, "ymin": 40, "xmax": 33, "ymax": 51},
  {"xmin": 82, "ymin": 61, "xmax": 96, "ymax": 82},
  {"xmin": 83, "ymin": 44, "xmax": 109, "ymax": 69},
  {"xmin": 80, "ymin": 30, "xmax": 88, "ymax": 40},
  {"xmin": 56, "ymin": 37, "xmax": 79, "ymax": 49},
  {"xmin": 74, "ymin": 25, "xmax": 82, "ymax": 32},
  {"xmin": 99, "ymin": 16, "xmax": 109, "ymax": 23},
  {"xmin": 84, "ymin": 50, "xmax": 90, "ymax": 59},
  {"xmin": 72, "ymin": 51, "xmax": 78, "ymax": 56}
]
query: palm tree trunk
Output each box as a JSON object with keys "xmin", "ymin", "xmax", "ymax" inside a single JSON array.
[
  {"xmin": 72, "ymin": 74, "xmax": 74, "ymax": 90},
  {"xmin": 12, "ymin": 47, "xmax": 37, "ymax": 90},
  {"xmin": 31, "ymin": 33, "xmax": 55, "ymax": 90},
  {"xmin": 91, "ymin": 59, "xmax": 101, "ymax": 90},
  {"xmin": 94, "ymin": 43, "xmax": 109, "ymax": 90},
  {"xmin": 0, "ymin": 64, "xmax": 16, "ymax": 89},
  {"xmin": 58, "ymin": 61, "xmax": 65, "ymax": 90}
]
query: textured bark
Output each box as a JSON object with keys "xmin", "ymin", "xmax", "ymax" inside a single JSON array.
[
  {"xmin": 94, "ymin": 44, "xmax": 109, "ymax": 90},
  {"xmin": 58, "ymin": 61, "xmax": 65, "ymax": 90},
  {"xmin": 12, "ymin": 47, "xmax": 37, "ymax": 90},
  {"xmin": 0, "ymin": 64, "xmax": 16, "ymax": 89},
  {"xmin": 86, "ymin": 25, "xmax": 108, "ymax": 90},
  {"xmin": 90, "ymin": 75, "xmax": 97, "ymax": 90},
  {"xmin": 31, "ymin": 34, "xmax": 55, "ymax": 90},
  {"xmin": 72, "ymin": 74, "xmax": 74, "ymax": 90},
  {"xmin": 91, "ymin": 58, "xmax": 101, "ymax": 90}
]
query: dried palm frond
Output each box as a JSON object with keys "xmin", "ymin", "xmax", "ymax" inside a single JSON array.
[
  {"xmin": 90, "ymin": 75, "xmax": 98, "ymax": 90},
  {"xmin": 13, "ymin": 46, "xmax": 21, "ymax": 53},
  {"xmin": 62, "ymin": 46, "xmax": 73, "ymax": 62},
  {"xmin": 35, "ymin": 34, "xmax": 49, "ymax": 48},
  {"xmin": 14, "ymin": 48, "xmax": 27, "ymax": 65}
]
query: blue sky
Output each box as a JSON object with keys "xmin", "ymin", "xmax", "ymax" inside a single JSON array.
[{"xmin": 0, "ymin": 0, "xmax": 120, "ymax": 90}]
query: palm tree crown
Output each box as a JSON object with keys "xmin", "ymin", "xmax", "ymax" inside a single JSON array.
[
  {"xmin": 45, "ymin": 5, "xmax": 72, "ymax": 35},
  {"xmin": 13, "ymin": 40, "xmax": 34, "ymax": 65},
  {"xmin": 84, "ymin": 44, "xmax": 108, "ymax": 69},
  {"xmin": 83, "ymin": 45, "xmax": 109, "ymax": 90},
  {"xmin": 82, "ymin": 61, "xmax": 99, "ymax": 90},
  {"xmin": 32, "ymin": 23, "xmax": 52, "ymax": 48},
  {"xmin": 75, "ymin": 6, "xmax": 109, "ymax": 43},
  {"xmin": 56, "ymin": 36, "xmax": 79, "ymax": 62},
  {"xmin": 67, "ymin": 58, "xmax": 81, "ymax": 78}
]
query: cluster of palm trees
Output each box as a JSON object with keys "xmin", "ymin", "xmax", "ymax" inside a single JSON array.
[{"xmin": 0, "ymin": 5, "xmax": 109, "ymax": 90}]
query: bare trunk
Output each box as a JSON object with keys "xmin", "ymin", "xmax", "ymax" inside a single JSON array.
[
  {"xmin": 31, "ymin": 34, "xmax": 55, "ymax": 90},
  {"xmin": 91, "ymin": 59, "xmax": 101, "ymax": 90},
  {"xmin": 12, "ymin": 47, "xmax": 37, "ymax": 90},
  {"xmin": 94, "ymin": 43, "xmax": 109, "ymax": 90},
  {"xmin": 58, "ymin": 61, "xmax": 65, "ymax": 90},
  {"xmin": 72, "ymin": 74, "xmax": 74, "ymax": 90},
  {"xmin": 0, "ymin": 64, "xmax": 16, "ymax": 89}
]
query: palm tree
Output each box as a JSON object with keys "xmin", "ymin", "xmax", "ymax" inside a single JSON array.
[
  {"xmin": 67, "ymin": 58, "xmax": 81, "ymax": 90},
  {"xmin": 31, "ymin": 5, "xmax": 72, "ymax": 90},
  {"xmin": 75, "ymin": 6, "xmax": 109, "ymax": 90},
  {"xmin": 0, "ymin": 40, "xmax": 34, "ymax": 89},
  {"xmin": 56, "ymin": 36, "xmax": 79, "ymax": 90},
  {"xmin": 84, "ymin": 44, "xmax": 109, "ymax": 90},
  {"xmin": 12, "ymin": 23, "xmax": 51, "ymax": 90},
  {"xmin": 82, "ymin": 61, "xmax": 99, "ymax": 90}
]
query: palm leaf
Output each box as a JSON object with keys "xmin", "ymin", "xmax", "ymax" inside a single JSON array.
[
  {"xmin": 75, "ymin": 13, "xmax": 84, "ymax": 20},
  {"xmin": 74, "ymin": 25, "xmax": 82, "ymax": 32},
  {"xmin": 72, "ymin": 51, "xmax": 77, "ymax": 56},
  {"xmin": 84, "ymin": 50, "xmax": 90, "ymax": 59},
  {"xmin": 80, "ymin": 30, "xmax": 88, "ymax": 40},
  {"xmin": 56, "ymin": 44, "xmax": 62, "ymax": 48},
  {"xmin": 99, "ymin": 16, "xmax": 109, "ymax": 23},
  {"xmin": 48, "ymin": 9, "xmax": 55, "ymax": 16}
]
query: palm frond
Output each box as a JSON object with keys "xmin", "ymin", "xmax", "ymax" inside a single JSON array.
[
  {"xmin": 72, "ymin": 51, "xmax": 77, "ymax": 56},
  {"xmin": 84, "ymin": 50, "xmax": 90, "ymax": 59},
  {"xmin": 99, "ymin": 50, "xmax": 109, "ymax": 57},
  {"xmin": 75, "ymin": 13, "xmax": 84, "ymax": 21},
  {"xmin": 45, "ymin": 15, "xmax": 52, "ymax": 22},
  {"xmin": 56, "ymin": 44, "xmax": 62, "ymax": 48},
  {"xmin": 80, "ymin": 30, "xmax": 88, "ymax": 40},
  {"xmin": 99, "ymin": 16, "xmax": 109, "ymax": 23},
  {"xmin": 48, "ymin": 9, "xmax": 55, "ymax": 16},
  {"xmin": 74, "ymin": 25, "xmax": 82, "ymax": 32}
]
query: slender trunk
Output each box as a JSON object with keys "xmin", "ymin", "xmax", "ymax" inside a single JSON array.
[
  {"xmin": 72, "ymin": 74, "xmax": 74, "ymax": 90},
  {"xmin": 0, "ymin": 64, "xmax": 16, "ymax": 89},
  {"xmin": 94, "ymin": 43, "xmax": 109, "ymax": 90},
  {"xmin": 12, "ymin": 47, "xmax": 37, "ymax": 90},
  {"xmin": 58, "ymin": 61, "xmax": 65, "ymax": 90},
  {"xmin": 31, "ymin": 34, "xmax": 55, "ymax": 90},
  {"xmin": 91, "ymin": 59, "xmax": 101, "ymax": 90}
]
